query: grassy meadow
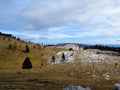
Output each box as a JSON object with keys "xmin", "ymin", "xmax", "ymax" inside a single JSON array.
[{"xmin": 0, "ymin": 35, "xmax": 120, "ymax": 90}]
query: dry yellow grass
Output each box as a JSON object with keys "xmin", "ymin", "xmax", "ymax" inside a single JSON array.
[{"xmin": 0, "ymin": 35, "xmax": 120, "ymax": 90}]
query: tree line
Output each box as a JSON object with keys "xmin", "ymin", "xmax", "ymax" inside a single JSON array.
[
  {"xmin": 85, "ymin": 45, "xmax": 120, "ymax": 53},
  {"xmin": 0, "ymin": 32, "xmax": 17, "ymax": 39}
]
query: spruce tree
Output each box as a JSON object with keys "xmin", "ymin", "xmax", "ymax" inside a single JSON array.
[
  {"xmin": 22, "ymin": 57, "xmax": 32, "ymax": 69},
  {"xmin": 61, "ymin": 53, "xmax": 65, "ymax": 62}
]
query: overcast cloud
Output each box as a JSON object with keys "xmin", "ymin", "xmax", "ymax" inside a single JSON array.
[{"xmin": 0, "ymin": 0, "xmax": 120, "ymax": 44}]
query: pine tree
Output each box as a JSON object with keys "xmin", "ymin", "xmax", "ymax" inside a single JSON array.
[
  {"xmin": 61, "ymin": 53, "xmax": 65, "ymax": 62},
  {"xmin": 22, "ymin": 57, "xmax": 32, "ymax": 69}
]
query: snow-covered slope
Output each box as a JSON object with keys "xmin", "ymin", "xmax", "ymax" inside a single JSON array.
[{"xmin": 48, "ymin": 49, "xmax": 120, "ymax": 64}]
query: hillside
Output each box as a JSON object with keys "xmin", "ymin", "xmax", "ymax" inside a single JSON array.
[
  {"xmin": 0, "ymin": 33, "xmax": 120, "ymax": 90},
  {"xmin": 0, "ymin": 33, "xmax": 63, "ymax": 70}
]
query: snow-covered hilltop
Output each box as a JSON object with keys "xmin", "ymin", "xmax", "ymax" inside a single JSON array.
[{"xmin": 63, "ymin": 43, "xmax": 84, "ymax": 50}]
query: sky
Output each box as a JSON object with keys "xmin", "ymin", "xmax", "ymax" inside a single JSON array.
[{"xmin": 0, "ymin": 0, "xmax": 120, "ymax": 44}]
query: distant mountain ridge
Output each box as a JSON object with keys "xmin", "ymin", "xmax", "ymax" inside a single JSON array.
[{"xmin": 54, "ymin": 43, "xmax": 120, "ymax": 48}]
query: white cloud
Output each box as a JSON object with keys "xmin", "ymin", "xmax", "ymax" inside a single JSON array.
[
  {"xmin": 0, "ymin": 0, "xmax": 120, "ymax": 44},
  {"xmin": 82, "ymin": 39, "xmax": 120, "ymax": 45},
  {"xmin": 20, "ymin": 0, "xmax": 119, "ymax": 24}
]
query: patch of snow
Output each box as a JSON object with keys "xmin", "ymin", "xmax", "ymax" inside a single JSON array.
[
  {"xmin": 103, "ymin": 73, "xmax": 110, "ymax": 80},
  {"xmin": 56, "ymin": 51, "xmax": 75, "ymax": 63},
  {"xmin": 80, "ymin": 51, "xmax": 107, "ymax": 62},
  {"xmin": 70, "ymin": 73, "xmax": 74, "ymax": 77},
  {"xmin": 105, "ymin": 75, "xmax": 110, "ymax": 80},
  {"xmin": 64, "ymin": 86, "xmax": 92, "ymax": 90},
  {"xmin": 54, "ymin": 59, "xmax": 61, "ymax": 64},
  {"xmin": 53, "ymin": 50, "xmax": 108, "ymax": 64},
  {"xmin": 115, "ymin": 83, "xmax": 120, "ymax": 90},
  {"xmin": 47, "ymin": 49, "xmax": 120, "ymax": 65},
  {"xmin": 92, "ymin": 75, "xmax": 96, "ymax": 80}
]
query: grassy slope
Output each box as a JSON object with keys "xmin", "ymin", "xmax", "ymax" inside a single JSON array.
[
  {"xmin": 0, "ymin": 35, "xmax": 63, "ymax": 70},
  {"xmin": 0, "ymin": 35, "xmax": 120, "ymax": 90}
]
